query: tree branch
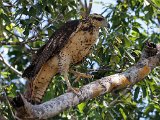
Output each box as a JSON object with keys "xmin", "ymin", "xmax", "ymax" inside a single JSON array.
[
  {"xmin": 0, "ymin": 34, "xmax": 40, "ymax": 46},
  {"xmin": 0, "ymin": 54, "xmax": 22, "ymax": 76},
  {"xmin": 88, "ymin": 0, "xmax": 93, "ymax": 15},
  {"xmin": 3, "ymin": 89, "xmax": 16, "ymax": 120},
  {"xmin": 0, "ymin": 41, "xmax": 24, "ymax": 45},
  {"xmin": 11, "ymin": 43, "xmax": 160, "ymax": 119},
  {"xmin": 84, "ymin": 0, "xmax": 88, "ymax": 14}
]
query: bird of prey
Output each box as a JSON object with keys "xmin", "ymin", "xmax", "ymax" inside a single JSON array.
[{"xmin": 22, "ymin": 13, "xmax": 108, "ymax": 103}]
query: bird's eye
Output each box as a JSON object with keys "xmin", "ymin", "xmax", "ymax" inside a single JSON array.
[{"xmin": 93, "ymin": 17, "xmax": 104, "ymax": 21}]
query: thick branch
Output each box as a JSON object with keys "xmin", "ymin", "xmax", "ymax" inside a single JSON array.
[{"xmin": 12, "ymin": 43, "xmax": 160, "ymax": 119}]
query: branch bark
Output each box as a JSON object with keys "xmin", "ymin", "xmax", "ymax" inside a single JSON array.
[{"xmin": 11, "ymin": 43, "xmax": 160, "ymax": 119}]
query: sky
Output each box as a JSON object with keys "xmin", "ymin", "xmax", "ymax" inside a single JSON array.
[{"xmin": 91, "ymin": 0, "xmax": 116, "ymax": 14}]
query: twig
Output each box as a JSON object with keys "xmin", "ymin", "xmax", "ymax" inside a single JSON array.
[
  {"xmin": 0, "ymin": 53, "xmax": 22, "ymax": 76},
  {"xmin": 78, "ymin": 0, "xmax": 93, "ymax": 17},
  {"xmin": 87, "ymin": 68, "xmax": 122, "ymax": 73},
  {"xmin": 146, "ymin": 0, "xmax": 160, "ymax": 10},
  {"xmin": 88, "ymin": 0, "xmax": 93, "ymax": 15},
  {"xmin": 3, "ymin": 89, "xmax": 16, "ymax": 120},
  {"xmin": 0, "ymin": 35, "xmax": 39, "ymax": 46},
  {"xmin": 108, "ymin": 85, "xmax": 133, "ymax": 107},
  {"xmin": 0, "ymin": 33, "xmax": 41, "ymax": 55},
  {"xmin": 0, "ymin": 115, "xmax": 7, "ymax": 120},
  {"xmin": 4, "ymin": 28, "xmax": 24, "ymax": 39},
  {"xmin": 84, "ymin": 0, "xmax": 88, "ymax": 15},
  {"xmin": 0, "ymin": 41, "xmax": 24, "ymax": 45}
]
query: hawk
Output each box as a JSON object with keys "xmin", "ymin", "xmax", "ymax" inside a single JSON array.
[{"xmin": 22, "ymin": 13, "xmax": 108, "ymax": 103}]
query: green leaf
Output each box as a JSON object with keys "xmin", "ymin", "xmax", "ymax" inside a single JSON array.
[
  {"xmin": 119, "ymin": 108, "xmax": 127, "ymax": 120},
  {"xmin": 125, "ymin": 50, "xmax": 135, "ymax": 62},
  {"xmin": 144, "ymin": 103, "xmax": 154, "ymax": 114},
  {"xmin": 78, "ymin": 102, "xmax": 86, "ymax": 113},
  {"xmin": 152, "ymin": 0, "xmax": 160, "ymax": 7},
  {"xmin": 1, "ymin": 72, "xmax": 10, "ymax": 78}
]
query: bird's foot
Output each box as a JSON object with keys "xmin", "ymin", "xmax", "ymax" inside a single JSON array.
[
  {"xmin": 70, "ymin": 70, "xmax": 93, "ymax": 83},
  {"xmin": 66, "ymin": 87, "xmax": 80, "ymax": 95}
]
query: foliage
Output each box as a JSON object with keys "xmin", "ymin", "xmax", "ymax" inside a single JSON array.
[{"xmin": 0, "ymin": 0, "xmax": 160, "ymax": 119}]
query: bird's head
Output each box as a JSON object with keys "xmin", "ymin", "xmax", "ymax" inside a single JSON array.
[{"xmin": 89, "ymin": 13, "xmax": 109, "ymax": 28}]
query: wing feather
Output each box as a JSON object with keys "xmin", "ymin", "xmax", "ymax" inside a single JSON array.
[{"xmin": 22, "ymin": 20, "xmax": 80, "ymax": 79}]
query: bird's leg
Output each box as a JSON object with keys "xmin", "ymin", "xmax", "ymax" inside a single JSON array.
[
  {"xmin": 58, "ymin": 52, "xmax": 80, "ymax": 94},
  {"xmin": 63, "ymin": 71, "xmax": 79, "ymax": 94},
  {"xmin": 70, "ymin": 70, "xmax": 93, "ymax": 83}
]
